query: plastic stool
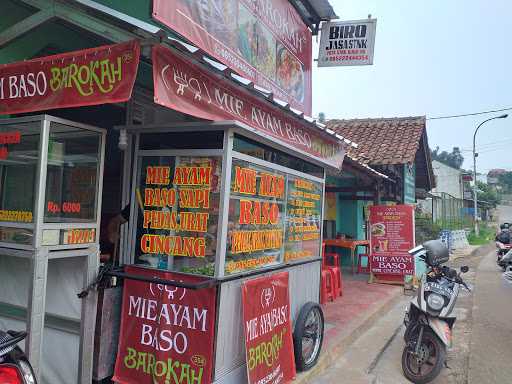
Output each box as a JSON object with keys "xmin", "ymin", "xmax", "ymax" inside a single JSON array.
[
  {"xmin": 328, "ymin": 265, "xmax": 343, "ymax": 297},
  {"xmin": 324, "ymin": 252, "xmax": 340, "ymax": 268},
  {"xmin": 320, "ymin": 269, "xmax": 335, "ymax": 304},
  {"xmin": 357, "ymin": 254, "xmax": 370, "ymax": 274}
]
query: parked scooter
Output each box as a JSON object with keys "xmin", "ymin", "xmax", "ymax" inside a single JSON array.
[
  {"xmin": 402, "ymin": 240, "xmax": 470, "ymax": 384},
  {"xmin": 0, "ymin": 330, "xmax": 37, "ymax": 384},
  {"xmin": 498, "ymin": 248, "xmax": 512, "ymax": 272}
]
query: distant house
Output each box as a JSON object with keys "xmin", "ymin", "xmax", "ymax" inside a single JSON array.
[
  {"xmin": 326, "ymin": 116, "xmax": 435, "ymax": 203},
  {"xmin": 431, "ymin": 160, "xmax": 463, "ymax": 199},
  {"xmin": 487, "ymin": 169, "xmax": 507, "ymax": 186}
]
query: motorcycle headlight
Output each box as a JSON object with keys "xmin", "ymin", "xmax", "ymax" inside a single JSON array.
[{"xmin": 427, "ymin": 293, "xmax": 444, "ymax": 311}]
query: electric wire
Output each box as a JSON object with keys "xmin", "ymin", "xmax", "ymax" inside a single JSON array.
[{"xmin": 427, "ymin": 107, "xmax": 512, "ymax": 120}]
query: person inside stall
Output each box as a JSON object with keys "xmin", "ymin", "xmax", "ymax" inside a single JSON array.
[{"xmin": 99, "ymin": 204, "xmax": 130, "ymax": 263}]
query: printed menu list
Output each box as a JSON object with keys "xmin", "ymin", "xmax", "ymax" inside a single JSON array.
[{"xmin": 285, "ymin": 177, "xmax": 322, "ymax": 262}]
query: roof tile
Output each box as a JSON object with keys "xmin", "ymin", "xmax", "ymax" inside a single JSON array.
[{"xmin": 326, "ymin": 116, "xmax": 426, "ymax": 166}]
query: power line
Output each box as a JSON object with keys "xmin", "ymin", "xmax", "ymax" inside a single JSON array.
[{"xmin": 427, "ymin": 107, "xmax": 512, "ymax": 120}]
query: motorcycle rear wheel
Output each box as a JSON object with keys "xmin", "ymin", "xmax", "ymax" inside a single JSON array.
[{"xmin": 401, "ymin": 329, "xmax": 445, "ymax": 384}]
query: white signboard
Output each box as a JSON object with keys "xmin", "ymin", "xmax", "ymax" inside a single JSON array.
[{"xmin": 318, "ymin": 19, "xmax": 377, "ymax": 67}]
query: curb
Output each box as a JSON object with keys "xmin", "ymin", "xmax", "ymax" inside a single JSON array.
[{"xmin": 294, "ymin": 287, "xmax": 405, "ymax": 383}]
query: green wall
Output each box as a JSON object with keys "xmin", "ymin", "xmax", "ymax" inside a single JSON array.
[{"xmin": 326, "ymin": 174, "xmax": 371, "ymax": 267}]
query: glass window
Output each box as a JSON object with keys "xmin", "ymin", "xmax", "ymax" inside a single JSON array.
[
  {"xmin": 225, "ymin": 159, "xmax": 324, "ymax": 275},
  {"xmin": 284, "ymin": 175, "xmax": 323, "ymax": 262},
  {"xmin": 225, "ymin": 159, "xmax": 286, "ymax": 275},
  {"xmin": 233, "ymin": 134, "xmax": 324, "ymax": 178},
  {"xmin": 139, "ymin": 131, "xmax": 224, "ymax": 150},
  {"xmin": 44, "ymin": 123, "xmax": 102, "ymax": 223},
  {"xmin": 134, "ymin": 155, "xmax": 222, "ymax": 276},
  {"xmin": 0, "ymin": 122, "xmax": 40, "ymax": 226}
]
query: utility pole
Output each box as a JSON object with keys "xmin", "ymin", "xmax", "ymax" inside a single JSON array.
[{"xmin": 473, "ymin": 114, "xmax": 508, "ymax": 236}]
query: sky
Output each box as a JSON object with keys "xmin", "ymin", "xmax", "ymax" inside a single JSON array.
[{"xmin": 312, "ymin": 0, "xmax": 512, "ymax": 174}]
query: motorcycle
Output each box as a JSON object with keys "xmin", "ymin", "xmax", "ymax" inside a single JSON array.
[
  {"xmin": 496, "ymin": 241, "xmax": 511, "ymax": 263},
  {"xmin": 402, "ymin": 240, "xmax": 470, "ymax": 384},
  {"xmin": 498, "ymin": 248, "xmax": 512, "ymax": 272},
  {"xmin": 0, "ymin": 330, "xmax": 37, "ymax": 384}
]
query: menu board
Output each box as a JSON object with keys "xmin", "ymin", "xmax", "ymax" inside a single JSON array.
[
  {"xmin": 284, "ymin": 176, "xmax": 322, "ymax": 262},
  {"xmin": 135, "ymin": 156, "xmax": 221, "ymax": 276},
  {"xmin": 226, "ymin": 160, "xmax": 285, "ymax": 274},
  {"xmin": 369, "ymin": 205, "xmax": 415, "ymax": 277},
  {"xmin": 225, "ymin": 159, "xmax": 323, "ymax": 275}
]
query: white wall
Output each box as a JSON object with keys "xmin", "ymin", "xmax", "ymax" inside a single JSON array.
[{"xmin": 431, "ymin": 160, "xmax": 463, "ymax": 198}]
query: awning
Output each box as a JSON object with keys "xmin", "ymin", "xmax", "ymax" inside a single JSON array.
[{"xmin": 2, "ymin": 0, "xmax": 353, "ymax": 169}]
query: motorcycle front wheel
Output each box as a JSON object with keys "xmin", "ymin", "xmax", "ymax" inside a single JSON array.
[{"xmin": 401, "ymin": 328, "xmax": 446, "ymax": 384}]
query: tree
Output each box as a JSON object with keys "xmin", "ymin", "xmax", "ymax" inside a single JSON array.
[
  {"xmin": 476, "ymin": 181, "xmax": 500, "ymax": 207},
  {"xmin": 498, "ymin": 172, "xmax": 512, "ymax": 193},
  {"xmin": 431, "ymin": 146, "xmax": 464, "ymax": 169}
]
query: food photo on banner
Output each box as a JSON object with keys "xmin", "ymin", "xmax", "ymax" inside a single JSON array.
[
  {"xmin": 369, "ymin": 205, "xmax": 415, "ymax": 283},
  {"xmin": 242, "ymin": 272, "xmax": 296, "ymax": 384},
  {"xmin": 0, "ymin": 40, "xmax": 140, "ymax": 115},
  {"xmin": 317, "ymin": 18, "xmax": 377, "ymax": 67},
  {"xmin": 152, "ymin": 0, "xmax": 312, "ymax": 115}
]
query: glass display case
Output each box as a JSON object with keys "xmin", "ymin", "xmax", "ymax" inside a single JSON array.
[
  {"xmin": 0, "ymin": 115, "xmax": 106, "ymax": 384},
  {"xmin": 127, "ymin": 126, "xmax": 324, "ymax": 279},
  {"xmin": 0, "ymin": 115, "xmax": 105, "ymax": 250}
]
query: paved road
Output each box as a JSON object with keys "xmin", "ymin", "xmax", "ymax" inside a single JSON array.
[{"xmin": 467, "ymin": 206, "xmax": 512, "ymax": 383}]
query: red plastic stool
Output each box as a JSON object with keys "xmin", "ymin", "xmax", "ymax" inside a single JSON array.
[
  {"xmin": 357, "ymin": 254, "xmax": 370, "ymax": 274},
  {"xmin": 324, "ymin": 252, "xmax": 340, "ymax": 268},
  {"xmin": 328, "ymin": 266, "xmax": 343, "ymax": 297},
  {"xmin": 320, "ymin": 269, "xmax": 335, "ymax": 304}
]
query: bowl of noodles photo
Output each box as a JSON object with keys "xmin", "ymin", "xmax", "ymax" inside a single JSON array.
[
  {"xmin": 276, "ymin": 44, "xmax": 304, "ymax": 102},
  {"xmin": 371, "ymin": 223, "xmax": 386, "ymax": 237}
]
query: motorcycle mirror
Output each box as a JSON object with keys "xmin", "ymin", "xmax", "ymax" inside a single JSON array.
[{"xmin": 460, "ymin": 266, "xmax": 469, "ymax": 273}]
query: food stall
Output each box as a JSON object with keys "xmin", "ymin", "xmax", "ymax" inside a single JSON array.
[
  {"xmin": 0, "ymin": 1, "xmax": 344, "ymax": 382},
  {"xmin": 108, "ymin": 116, "xmax": 347, "ymax": 383}
]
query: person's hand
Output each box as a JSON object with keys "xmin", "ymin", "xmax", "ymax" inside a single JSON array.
[{"xmin": 107, "ymin": 214, "xmax": 123, "ymax": 244}]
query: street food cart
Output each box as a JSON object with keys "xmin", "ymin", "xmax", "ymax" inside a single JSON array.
[
  {"xmin": 107, "ymin": 120, "xmax": 346, "ymax": 384},
  {"xmin": 0, "ymin": 115, "xmax": 105, "ymax": 383}
]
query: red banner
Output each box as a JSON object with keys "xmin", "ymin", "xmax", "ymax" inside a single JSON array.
[
  {"xmin": 153, "ymin": 45, "xmax": 345, "ymax": 169},
  {"xmin": 0, "ymin": 40, "xmax": 140, "ymax": 115},
  {"xmin": 369, "ymin": 205, "xmax": 415, "ymax": 277},
  {"xmin": 113, "ymin": 266, "xmax": 217, "ymax": 384},
  {"xmin": 242, "ymin": 271, "xmax": 295, "ymax": 384},
  {"xmin": 153, "ymin": 0, "xmax": 312, "ymax": 115}
]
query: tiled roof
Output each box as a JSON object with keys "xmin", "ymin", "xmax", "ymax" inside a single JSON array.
[{"xmin": 326, "ymin": 116, "xmax": 427, "ymax": 166}]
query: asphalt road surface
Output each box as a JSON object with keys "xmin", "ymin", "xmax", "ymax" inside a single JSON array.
[{"xmin": 468, "ymin": 205, "xmax": 512, "ymax": 383}]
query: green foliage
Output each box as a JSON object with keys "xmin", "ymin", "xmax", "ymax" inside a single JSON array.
[
  {"xmin": 476, "ymin": 181, "xmax": 500, "ymax": 207},
  {"xmin": 498, "ymin": 172, "xmax": 512, "ymax": 193},
  {"xmin": 467, "ymin": 223, "xmax": 494, "ymax": 245},
  {"xmin": 431, "ymin": 146, "xmax": 464, "ymax": 169}
]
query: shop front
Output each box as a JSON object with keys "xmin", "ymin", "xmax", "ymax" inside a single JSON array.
[{"xmin": 0, "ymin": 1, "xmax": 342, "ymax": 383}]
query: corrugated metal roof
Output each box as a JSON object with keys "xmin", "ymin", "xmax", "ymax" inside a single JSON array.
[{"xmin": 307, "ymin": 0, "xmax": 338, "ymax": 20}]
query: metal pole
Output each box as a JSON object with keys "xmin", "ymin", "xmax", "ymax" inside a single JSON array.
[{"xmin": 472, "ymin": 114, "xmax": 508, "ymax": 236}]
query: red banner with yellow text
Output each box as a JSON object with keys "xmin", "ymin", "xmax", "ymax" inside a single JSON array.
[
  {"xmin": 242, "ymin": 271, "xmax": 295, "ymax": 384},
  {"xmin": 153, "ymin": 45, "xmax": 345, "ymax": 169},
  {"xmin": 113, "ymin": 266, "xmax": 217, "ymax": 384},
  {"xmin": 153, "ymin": 0, "xmax": 312, "ymax": 115},
  {"xmin": 0, "ymin": 40, "xmax": 140, "ymax": 115}
]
